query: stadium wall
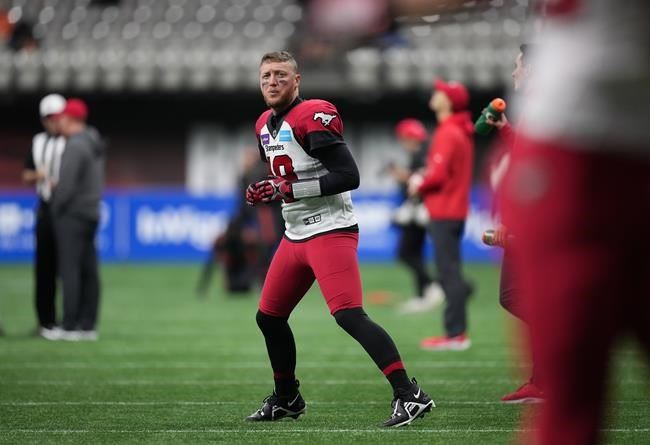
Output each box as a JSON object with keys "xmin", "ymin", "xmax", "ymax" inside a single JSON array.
[{"xmin": 0, "ymin": 187, "xmax": 498, "ymax": 263}]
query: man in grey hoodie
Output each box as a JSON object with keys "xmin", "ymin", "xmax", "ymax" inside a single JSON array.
[{"xmin": 50, "ymin": 98, "xmax": 105, "ymax": 341}]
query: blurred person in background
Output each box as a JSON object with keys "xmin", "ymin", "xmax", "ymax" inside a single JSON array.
[
  {"xmin": 0, "ymin": 7, "xmax": 38, "ymax": 52},
  {"xmin": 503, "ymin": 0, "xmax": 650, "ymax": 443},
  {"xmin": 238, "ymin": 149, "xmax": 285, "ymax": 278},
  {"xmin": 409, "ymin": 80, "xmax": 474, "ymax": 351},
  {"xmin": 296, "ymin": 0, "xmax": 474, "ymax": 61},
  {"xmin": 22, "ymin": 93, "xmax": 66, "ymax": 340},
  {"xmin": 245, "ymin": 51, "xmax": 433, "ymax": 427},
  {"xmin": 485, "ymin": 44, "xmax": 544, "ymax": 403},
  {"xmin": 196, "ymin": 149, "xmax": 283, "ymax": 296},
  {"xmin": 388, "ymin": 118, "xmax": 445, "ymax": 314},
  {"xmin": 50, "ymin": 98, "xmax": 105, "ymax": 342}
]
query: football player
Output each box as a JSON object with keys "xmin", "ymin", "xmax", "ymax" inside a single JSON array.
[
  {"xmin": 245, "ymin": 51, "xmax": 434, "ymax": 427},
  {"xmin": 485, "ymin": 44, "xmax": 544, "ymax": 404}
]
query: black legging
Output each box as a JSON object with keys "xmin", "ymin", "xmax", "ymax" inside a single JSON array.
[{"xmin": 499, "ymin": 247, "xmax": 524, "ymax": 319}]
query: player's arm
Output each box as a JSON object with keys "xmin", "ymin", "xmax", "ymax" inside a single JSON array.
[
  {"xmin": 301, "ymin": 142, "xmax": 360, "ymax": 197},
  {"xmin": 22, "ymin": 169, "xmax": 43, "ymax": 185},
  {"xmin": 498, "ymin": 120, "xmax": 516, "ymax": 150},
  {"xmin": 411, "ymin": 134, "xmax": 454, "ymax": 195},
  {"xmin": 486, "ymin": 112, "xmax": 515, "ymax": 151},
  {"xmin": 386, "ymin": 163, "xmax": 412, "ymax": 184},
  {"xmin": 22, "ymin": 141, "xmax": 43, "ymax": 185},
  {"xmin": 292, "ymin": 100, "xmax": 359, "ymax": 198}
]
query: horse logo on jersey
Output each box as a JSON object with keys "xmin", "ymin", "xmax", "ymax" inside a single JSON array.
[{"xmin": 313, "ymin": 112, "xmax": 337, "ymax": 126}]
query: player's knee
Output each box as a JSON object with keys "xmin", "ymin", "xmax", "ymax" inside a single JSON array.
[
  {"xmin": 256, "ymin": 310, "xmax": 288, "ymax": 334},
  {"xmin": 333, "ymin": 307, "xmax": 367, "ymax": 334}
]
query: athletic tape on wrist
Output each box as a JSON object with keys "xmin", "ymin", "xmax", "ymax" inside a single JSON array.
[{"xmin": 291, "ymin": 179, "xmax": 321, "ymax": 199}]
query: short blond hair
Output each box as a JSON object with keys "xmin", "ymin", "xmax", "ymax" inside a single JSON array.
[{"xmin": 260, "ymin": 51, "xmax": 298, "ymax": 72}]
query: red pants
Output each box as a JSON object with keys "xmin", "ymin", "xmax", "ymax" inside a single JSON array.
[
  {"xmin": 259, "ymin": 231, "xmax": 363, "ymax": 317},
  {"xmin": 505, "ymin": 140, "xmax": 650, "ymax": 445}
]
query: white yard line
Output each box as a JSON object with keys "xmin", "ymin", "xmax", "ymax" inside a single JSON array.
[
  {"xmin": 0, "ymin": 361, "xmax": 528, "ymax": 370},
  {"xmin": 1, "ymin": 428, "xmax": 648, "ymax": 434},
  {"xmin": 6, "ymin": 378, "xmax": 648, "ymax": 386},
  {"xmin": 1, "ymin": 400, "xmax": 647, "ymax": 406},
  {"xmin": 1, "ymin": 360, "xmax": 644, "ymax": 370},
  {"xmin": 9, "ymin": 378, "xmax": 519, "ymax": 386}
]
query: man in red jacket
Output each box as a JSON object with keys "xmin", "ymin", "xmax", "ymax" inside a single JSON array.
[{"xmin": 409, "ymin": 79, "xmax": 474, "ymax": 351}]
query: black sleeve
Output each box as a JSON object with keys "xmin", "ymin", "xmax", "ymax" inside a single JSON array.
[
  {"xmin": 311, "ymin": 142, "xmax": 360, "ymax": 196},
  {"xmin": 24, "ymin": 148, "xmax": 35, "ymax": 170},
  {"xmin": 303, "ymin": 131, "xmax": 344, "ymax": 153},
  {"xmin": 257, "ymin": 140, "xmax": 267, "ymax": 162},
  {"xmin": 409, "ymin": 144, "xmax": 427, "ymax": 172}
]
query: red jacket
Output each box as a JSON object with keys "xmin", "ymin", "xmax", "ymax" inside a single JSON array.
[{"xmin": 418, "ymin": 112, "xmax": 474, "ymax": 220}]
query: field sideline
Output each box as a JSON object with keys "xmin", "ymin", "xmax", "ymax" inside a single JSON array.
[{"xmin": 0, "ymin": 263, "xmax": 648, "ymax": 444}]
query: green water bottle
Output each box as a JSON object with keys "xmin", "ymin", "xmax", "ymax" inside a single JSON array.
[
  {"xmin": 482, "ymin": 229, "xmax": 498, "ymax": 246},
  {"xmin": 475, "ymin": 98, "xmax": 507, "ymax": 135},
  {"xmin": 482, "ymin": 228, "xmax": 513, "ymax": 248}
]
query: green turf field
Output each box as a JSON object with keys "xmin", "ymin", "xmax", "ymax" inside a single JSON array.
[{"xmin": 0, "ymin": 263, "xmax": 648, "ymax": 444}]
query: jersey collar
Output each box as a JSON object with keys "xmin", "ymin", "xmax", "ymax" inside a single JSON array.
[{"xmin": 268, "ymin": 97, "xmax": 303, "ymax": 137}]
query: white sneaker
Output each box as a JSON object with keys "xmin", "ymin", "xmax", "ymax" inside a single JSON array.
[
  {"xmin": 59, "ymin": 330, "xmax": 82, "ymax": 341},
  {"xmin": 40, "ymin": 326, "xmax": 63, "ymax": 341},
  {"xmin": 399, "ymin": 283, "xmax": 445, "ymax": 314},
  {"xmin": 399, "ymin": 297, "xmax": 426, "ymax": 314},
  {"xmin": 422, "ymin": 283, "xmax": 445, "ymax": 309},
  {"xmin": 78, "ymin": 330, "xmax": 98, "ymax": 341}
]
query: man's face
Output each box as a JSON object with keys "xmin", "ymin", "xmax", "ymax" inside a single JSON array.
[
  {"xmin": 399, "ymin": 137, "xmax": 420, "ymax": 153},
  {"xmin": 260, "ymin": 61, "xmax": 300, "ymax": 111},
  {"xmin": 512, "ymin": 52, "xmax": 529, "ymax": 92},
  {"xmin": 42, "ymin": 116, "xmax": 60, "ymax": 135},
  {"xmin": 429, "ymin": 90, "xmax": 449, "ymax": 113},
  {"xmin": 57, "ymin": 115, "xmax": 72, "ymax": 137}
]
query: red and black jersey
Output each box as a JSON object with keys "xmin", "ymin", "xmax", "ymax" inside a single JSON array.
[{"xmin": 255, "ymin": 98, "xmax": 357, "ymax": 241}]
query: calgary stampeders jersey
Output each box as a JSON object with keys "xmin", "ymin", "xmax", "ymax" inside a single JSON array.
[{"xmin": 255, "ymin": 98, "xmax": 357, "ymax": 241}]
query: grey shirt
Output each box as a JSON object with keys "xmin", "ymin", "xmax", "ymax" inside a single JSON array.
[{"xmin": 50, "ymin": 126, "xmax": 105, "ymax": 221}]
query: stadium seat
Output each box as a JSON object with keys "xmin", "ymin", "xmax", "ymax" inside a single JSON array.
[{"xmin": 1, "ymin": 0, "xmax": 525, "ymax": 91}]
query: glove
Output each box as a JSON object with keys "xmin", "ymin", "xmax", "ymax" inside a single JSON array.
[
  {"xmin": 245, "ymin": 182, "xmax": 264, "ymax": 206},
  {"xmin": 256, "ymin": 176, "xmax": 295, "ymax": 203}
]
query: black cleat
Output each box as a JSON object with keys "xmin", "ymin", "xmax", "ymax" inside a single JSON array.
[
  {"xmin": 383, "ymin": 378, "xmax": 435, "ymax": 428},
  {"xmin": 245, "ymin": 385, "xmax": 306, "ymax": 422}
]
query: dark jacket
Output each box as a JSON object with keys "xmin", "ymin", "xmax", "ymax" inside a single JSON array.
[{"xmin": 50, "ymin": 126, "xmax": 105, "ymax": 221}]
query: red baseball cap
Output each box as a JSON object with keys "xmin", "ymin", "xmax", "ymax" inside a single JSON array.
[
  {"xmin": 395, "ymin": 118, "xmax": 427, "ymax": 142},
  {"xmin": 61, "ymin": 98, "xmax": 88, "ymax": 121},
  {"xmin": 434, "ymin": 79, "xmax": 469, "ymax": 112}
]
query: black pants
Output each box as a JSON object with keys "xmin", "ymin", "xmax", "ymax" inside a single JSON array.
[
  {"xmin": 397, "ymin": 224, "xmax": 432, "ymax": 297},
  {"xmin": 428, "ymin": 220, "xmax": 472, "ymax": 337},
  {"xmin": 499, "ymin": 246, "xmax": 538, "ymax": 384},
  {"xmin": 34, "ymin": 202, "xmax": 57, "ymax": 328},
  {"xmin": 499, "ymin": 247, "xmax": 523, "ymax": 320},
  {"xmin": 55, "ymin": 215, "xmax": 100, "ymax": 331}
]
